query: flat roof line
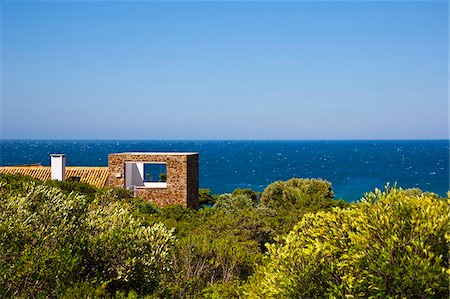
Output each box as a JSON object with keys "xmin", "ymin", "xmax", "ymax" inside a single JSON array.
[{"xmin": 109, "ymin": 152, "xmax": 198, "ymax": 156}]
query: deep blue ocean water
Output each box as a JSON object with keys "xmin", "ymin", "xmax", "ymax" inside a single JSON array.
[{"xmin": 0, "ymin": 140, "xmax": 448, "ymax": 202}]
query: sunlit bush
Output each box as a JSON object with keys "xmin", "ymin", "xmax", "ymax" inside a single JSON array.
[
  {"xmin": 0, "ymin": 176, "xmax": 174, "ymax": 298},
  {"xmin": 0, "ymin": 181, "xmax": 88, "ymax": 297},
  {"xmin": 85, "ymin": 200, "xmax": 175, "ymax": 294},
  {"xmin": 231, "ymin": 188, "xmax": 260, "ymax": 204},
  {"xmin": 243, "ymin": 186, "xmax": 449, "ymax": 298},
  {"xmin": 214, "ymin": 193, "xmax": 255, "ymax": 212},
  {"xmin": 260, "ymin": 178, "xmax": 335, "ymax": 209}
]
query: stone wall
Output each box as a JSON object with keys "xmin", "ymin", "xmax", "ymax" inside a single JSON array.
[
  {"xmin": 108, "ymin": 153, "xmax": 199, "ymax": 208},
  {"xmin": 186, "ymin": 155, "xmax": 199, "ymax": 208}
]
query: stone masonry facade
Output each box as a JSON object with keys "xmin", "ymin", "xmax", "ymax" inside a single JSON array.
[{"xmin": 108, "ymin": 153, "xmax": 199, "ymax": 209}]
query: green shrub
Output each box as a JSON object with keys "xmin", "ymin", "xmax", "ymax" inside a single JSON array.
[
  {"xmin": 0, "ymin": 175, "xmax": 175, "ymax": 298},
  {"xmin": 243, "ymin": 186, "xmax": 449, "ymax": 298},
  {"xmin": 206, "ymin": 208, "xmax": 275, "ymax": 251},
  {"xmin": 201, "ymin": 279, "xmax": 241, "ymax": 299},
  {"xmin": 150, "ymin": 204, "xmax": 270, "ymax": 297},
  {"xmin": 85, "ymin": 200, "xmax": 175, "ymax": 294},
  {"xmin": 231, "ymin": 188, "xmax": 260, "ymax": 204},
  {"xmin": 0, "ymin": 173, "xmax": 41, "ymax": 193},
  {"xmin": 5, "ymin": 173, "xmax": 446, "ymax": 298},
  {"xmin": 214, "ymin": 193, "xmax": 255, "ymax": 212},
  {"xmin": 45, "ymin": 179, "xmax": 98, "ymax": 197},
  {"xmin": 0, "ymin": 181, "xmax": 89, "ymax": 297},
  {"xmin": 260, "ymin": 178, "xmax": 335, "ymax": 209},
  {"xmin": 62, "ymin": 282, "xmax": 110, "ymax": 298},
  {"xmin": 159, "ymin": 173, "xmax": 167, "ymax": 182},
  {"xmin": 258, "ymin": 178, "xmax": 346, "ymax": 235},
  {"xmin": 167, "ymin": 232, "xmax": 261, "ymax": 298},
  {"xmin": 199, "ymin": 188, "xmax": 217, "ymax": 206},
  {"xmin": 138, "ymin": 200, "xmax": 159, "ymax": 215}
]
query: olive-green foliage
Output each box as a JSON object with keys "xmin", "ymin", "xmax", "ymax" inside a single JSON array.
[
  {"xmin": 159, "ymin": 173, "xmax": 167, "ymax": 182},
  {"xmin": 138, "ymin": 200, "xmax": 160, "ymax": 215},
  {"xmin": 167, "ymin": 231, "xmax": 260, "ymax": 298},
  {"xmin": 85, "ymin": 198, "xmax": 175, "ymax": 294},
  {"xmin": 243, "ymin": 186, "xmax": 449, "ymax": 298},
  {"xmin": 6, "ymin": 173, "xmax": 442, "ymax": 298},
  {"xmin": 143, "ymin": 205, "xmax": 269, "ymax": 298},
  {"xmin": 260, "ymin": 178, "xmax": 335, "ymax": 209},
  {"xmin": 0, "ymin": 175, "xmax": 174, "ymax": 298},
  {"xmin": 198, "ymin": 188, "xmax": 217, "ymax": 206},
  {"xmin": 231, "ymin": 188, "xmax": 260, "ymax": 204},
  {"xmin": 139, "ymin": 180, "xmax": 348, "ymax": 297},
  {"xmin": 0, "ymin": 181, "xmax": 88, "ymax": 298},
  {"xmin": 206, "ymin": 208, "xmax": 274, "ymax": 251},
  {"xmin": 258, "ymin": 178, "xmax": 347, "ymax": 236},
  {"xmin": 45, "ymin": 179, "xmax": 98, "ymax": 197},
  {"xmin": 63, "ymin": 283, "xmax": 157, "ymax": 299},
  {"xmin": 213, "ymin": 193, "xmax": 255, "ymax": 212},
  {"xmin": 0, "ymin": 173, "xmax": 41, "ymax": 193},
  {"xmin": 201, "ymin": 279, "xmax": 241, "ymax": 299}
]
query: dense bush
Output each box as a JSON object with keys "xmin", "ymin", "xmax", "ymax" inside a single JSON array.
[
  {"xmin": 0, "ymin": 181, "xmax": 88, "ymax": 297},
  {"xmin": 260, "ymin": 178, "xmax": 336, "ymax": 209},
  {"xmin": 0, "ymin": 177, "xmax": 174, "ymax": 298},
  {"xmin": 198, "ymin": 188, "xmax": 217, "ymax": 206},
  {"xmin": 231, "ymin": 188, "xmax": 260, "ymax": 204},
  {"xmin": 142, "ymin": 204, "xmax": 268, "ymax": 298},
  {"xmin": 0, "ymin": 173, "xmax": 41, "ymax": 193},
  {"xmin": 45, "ymin": 179, "xmax": 98, "ymax": 197},
  {"xmin": 85, "ymin": 199, "xmax": 175, "ymax": 294},
  {"xmin": 213, "ymin": 193, "xmax": 255, "ymax": 212},
  {"xmin": 243, "ymin": 186, "xmax": 449, "ymax": 298},
  {"xmin": 258, "ymin": 178, "xmax": 347, "ymax": 236},
  {"xmin": 166, "ymin": 231, "xmax": 260, "ymax": 298},
  {"xmin": 2, "ymin": 173, "xmax": 446, "ymax": 298}
]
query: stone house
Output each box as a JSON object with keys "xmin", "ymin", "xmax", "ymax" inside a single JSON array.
[
  {"xmin": 108, "ymin": 152, "xmax": 199, "ymax": 209},
  {"xmin": 0, "ymin": 152, "xmax": 199, "ymax": 208}
]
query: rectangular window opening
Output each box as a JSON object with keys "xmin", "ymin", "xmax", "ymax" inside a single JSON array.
[
  {"xmin": 143, "ymin": 163, "xmax": 167, "ymax": 183},
  {"xmin": 125, "ymin": 162, "xmax": 168, "ymax": 189}
]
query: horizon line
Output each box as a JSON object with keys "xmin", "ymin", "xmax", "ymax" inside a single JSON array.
[{"xmin": 1, "ymin": 138, "xmax": 449, "ymax": 142}]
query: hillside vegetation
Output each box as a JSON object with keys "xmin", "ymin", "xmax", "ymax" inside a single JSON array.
[{"xmin": 0, "ymin": 174, "xmax": 448, "ymax": 298}]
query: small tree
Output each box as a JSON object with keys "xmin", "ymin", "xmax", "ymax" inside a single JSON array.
[{"xmin": 159, "ymin": 173, "xmax": 167, "ymax": 182}]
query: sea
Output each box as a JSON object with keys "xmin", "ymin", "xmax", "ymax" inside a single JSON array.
[{"xmin": 0, "ymin": 140, "xmax": 448, "ymax": 202}]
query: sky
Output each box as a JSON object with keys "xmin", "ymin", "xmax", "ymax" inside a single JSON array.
[{"xmin": 1, "ymin": 0, "xmax": 448, "ymax": 140}]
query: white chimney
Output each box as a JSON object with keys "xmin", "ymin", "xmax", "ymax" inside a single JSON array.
[{"xmin": 51, "ymin": 154, "xmax": 66, "ymax": 181}]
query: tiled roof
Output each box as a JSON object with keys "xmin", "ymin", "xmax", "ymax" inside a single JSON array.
[{"xmin": 0, "ymin": 166, "xmax": 109, "ymax": 188}]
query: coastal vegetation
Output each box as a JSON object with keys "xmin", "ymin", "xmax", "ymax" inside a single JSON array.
[{"xmin": 0, "ymin": 174, "xmax": 448, "ymax": 298}]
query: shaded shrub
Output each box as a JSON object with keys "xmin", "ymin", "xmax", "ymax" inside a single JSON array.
[
  {"xmin": 147, "ymin": 201, "xmax": 271, "ymax": 297},
  {"xmin": 206, "ymin": 208, "xmax": 275, "ymax": 251},
  {"xmin": 167, "ymin": 232, "xmax": 261, "ymax": 298},
  {"xmin": 199, "ymin": 188, "xmax": 217, "ymax": 206},
  {"xmin": 138, "ymin": 201, "xmax": 159, "ymax": 215},
  {"xmin": 6, "ymin": 173, "xmax": 444, "ymax": 298},
  {"xmin": 243, "ymin": 186, "xmax": 449, "ymax": 298}
]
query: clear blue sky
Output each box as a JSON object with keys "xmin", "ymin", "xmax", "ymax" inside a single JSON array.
[{"xmin": 1, "ymin": 1, "xmax": 448, "ymax": 140}]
